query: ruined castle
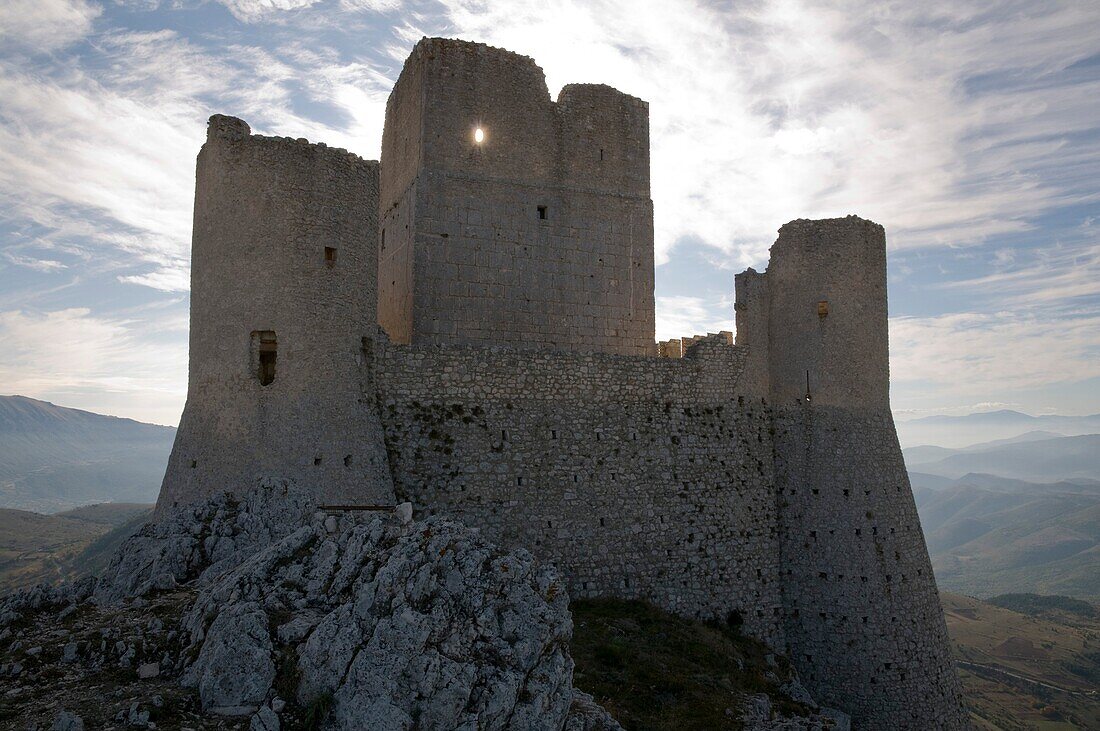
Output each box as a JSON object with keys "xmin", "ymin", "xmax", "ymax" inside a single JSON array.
[{"xmin": 157, "ymin": 38, "xmax": 968, "ymax": 729}]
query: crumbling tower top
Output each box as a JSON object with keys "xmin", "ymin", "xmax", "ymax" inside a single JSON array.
[{"xmin": 378, "ymin": 37, "xmax": 655, "ymax": 355}]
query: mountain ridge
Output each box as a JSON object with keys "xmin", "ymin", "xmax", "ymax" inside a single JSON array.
[{"xmin": 0, "ymin": 395, "xmax": 175, "ymax": 513}]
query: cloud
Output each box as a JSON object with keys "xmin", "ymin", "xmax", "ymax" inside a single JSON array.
[
  {"xmin": 430, "ymin": 0, "xmax": 1100, "ymax": 265},
  {"xmin": 0, "ymin": 0, "xmax": 101, "ymax": 52},
  {"xmin": 0, "ymin": 307, "xmax": 187, "ymax": 424},
  {"xmin": 889, "ymin": 311, "xmax": 1100, "ymax": 396},
  {"xmin": 4, "ymin": 253, "xmax": 67, "ymax": 272},
  {"xmin": 939, "ymin": 239, "xmax": 1100, "ymax": 309},
  {"xmin": 215, "ymin": 0, "xmax": 324, "ymax": 23},
  {"xmin": 655, "ymin": 295, "xmax": 734, "ymax": 342}
]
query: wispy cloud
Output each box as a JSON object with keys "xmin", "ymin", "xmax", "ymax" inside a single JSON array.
[
  {"xmin": 4, "ymin": 252, "xmax": 67, "ymax": 272},
  {"xmin": 0, "ymin": 307, "xmax": 187, "ymax": 425},
  {"xmin": 890, "ymin": 311, "xmax": 1100, "ymax": 396},
  {"xmin": 0, "ymin": 0, "xmax": 101, "ymax": 52}
]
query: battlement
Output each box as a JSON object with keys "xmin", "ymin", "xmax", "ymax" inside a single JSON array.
[
  {"xmin": 657, "ymin": 331, "xmax": 734, "ymax": 358},
  {"xmin": 204, "ymin": 114, "xmax": 373, "ymax": 169}
]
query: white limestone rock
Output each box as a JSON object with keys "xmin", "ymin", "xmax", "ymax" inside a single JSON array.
[
  {"xmin": 250, "ymin": 705, "xmax": 281, "ymax": 731},
  {"xmin": 93, "ymin": 479, "xmax": 316, "ymax": 605},
  {"xmin": 183, "ymin": 602, "xmax": 275, "ymax": 712},
  {"xmin": 182, "ymin": 511, "xmax": 613, "ymax": 730}
]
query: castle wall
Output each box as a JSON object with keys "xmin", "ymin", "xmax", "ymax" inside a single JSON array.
[
  {"xmin": 157, "ymin": 116, "xmax": 394, "ymax": 513},
  {"xmin": 762, "ymin": 217, "xmax": 968, "ymax": 728},
  {"xmin": 377, "ymin": 38, "xmax": 655, "ymax": 355},
  {"xmin": 375, "ymin": 336, "xmax": 784, "ymax": 643}
]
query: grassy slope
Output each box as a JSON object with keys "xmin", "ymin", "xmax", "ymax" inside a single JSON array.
[
  {"xmin": 919, "ymin": 487, "xmax": 1100, "ymax": 602},
  {"xmin": 942, "ymin": 591, "xmax": 1100, "ymax": 731},
  {"xmin": 570, "ymin": 599, "xmax": 811, "ymax": 731},
  {"xmin": 0, "ymin": 504, "xmax": 151, "ymax": 590}
]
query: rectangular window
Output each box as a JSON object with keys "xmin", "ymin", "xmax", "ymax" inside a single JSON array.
[
  {"xmin": 252, "ymin": 330, "xmax": 277, "ymax": 385},
  {"xmin": 537, "ymin": 205, "xmax": 547, "ymax": 220},
  {"xmin": 324, "ymin": 247, "xmax": 337, "ymax": 266}
]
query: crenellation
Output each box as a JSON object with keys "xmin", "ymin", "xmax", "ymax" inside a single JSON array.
[{"xmin": 159, "ymin": 38, "xmax": 969, "ymax": 730}]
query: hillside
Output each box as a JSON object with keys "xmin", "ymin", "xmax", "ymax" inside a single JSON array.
[
  {"xmin": 942, "ymin": 591, "xmax": 1100, "ymax": 730},
  {"xmin": 915, "ymin": 484, "xmax": 1100, "ymax": 601},
  {"xmin": 0, "ymin": 503, "xmax": 152, "ymax": 590},
  {"xmin": 0, "ymin": 395, "xmax": 175, "ymax": 512}
]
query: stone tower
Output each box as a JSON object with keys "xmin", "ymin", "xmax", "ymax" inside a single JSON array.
[
  {"xmin": 156, "ymin": 115, "xmax": 394, "ymax": 513},
  {"xmin": 736, "ymin": 216, "xmax": 968, "ymax": 728},
  {"xmin": 378, "ymin": 38, "xmax": 655, "ymax": 355}
]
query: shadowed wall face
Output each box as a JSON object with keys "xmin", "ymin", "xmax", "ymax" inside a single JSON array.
[
  {"xmin": 157, "ymin": 116, "xmax": 394, "ymax": 513},
  {"xmin": 378, "ymin": 38, "xmax": 655, "ymax": 355},
  {"xmin": 750, "ymin": 217, "xmax": 969, "ymax": 728}
]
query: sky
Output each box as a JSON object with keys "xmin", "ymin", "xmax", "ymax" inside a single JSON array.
[{"xmin": 0, "ymin": 0, "xmax": 1098, "ymax": 426}]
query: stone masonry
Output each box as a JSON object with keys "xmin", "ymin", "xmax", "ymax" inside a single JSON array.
[
  {"xmin": 157, "ymin": 37, "xmax": 969, "ymax": 729},
  {"xmin": 378, "ymin": 39, "xmax": 654, "ymax": 355}
]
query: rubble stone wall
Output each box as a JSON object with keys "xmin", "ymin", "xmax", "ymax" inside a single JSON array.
[{"xmin": 375, "ymin": 335, "xmax": 785, "ymax": 644}]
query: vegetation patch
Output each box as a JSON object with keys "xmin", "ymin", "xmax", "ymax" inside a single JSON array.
[{"xmin": 569, "ymin": 598, "xmax": 809, "ymax": 731}]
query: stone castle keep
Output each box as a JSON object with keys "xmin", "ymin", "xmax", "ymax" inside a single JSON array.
[{"xmin": 158, "ymin": 38, "xmax": 968, "ymax": 729}]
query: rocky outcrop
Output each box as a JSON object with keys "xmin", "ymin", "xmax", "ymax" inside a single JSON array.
[
  {"xmin": 181, "ymin": 509, "xmax": 611, "ymax": 730},
  {"xmin": 93, "ymin": 479, "xmax": 315, "ymax": 605},
  {"xmin": 0, "ymin": 480, "xmax": 854, "ymax": 730}
]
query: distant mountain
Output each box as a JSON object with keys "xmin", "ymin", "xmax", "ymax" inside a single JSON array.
[
  {"xmin": 895, "ymin": 410, "xmax": 1100, "ymax": 449},
  {"xmin": 915, "ymin": 482, "xmax": 1100, "ymax": 602},
  {"xmin": 0, "ymin": 395, "xmax": 175, "ymax": 513},
  {"xmin": 904, "ymin": 433, "xmax": 1100, "ymax": 483}
]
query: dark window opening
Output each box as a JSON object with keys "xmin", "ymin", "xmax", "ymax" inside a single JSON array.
[
  {"xmin": 599, "ymin": 148, "xmax": 604, "ymax": 160},
  {"xmin": 537, "ymin": 205, "xmax": 547, "ymax": 220},
  {"xmin": 253, "ymin": 330, "xmax": 277, "ymax": 386},
  {"xmin": 314, "ymin": 457, "xmax": 322, "ymax": 466},
  {"xmin": 324, "ymin": 246, "xmax": 337, "ymax": 266},
  {"xmin": 344, "ymin": 455, "xmax": 353, "ymax": 467},
  {"xmin": 190, "ymin": 460, "xmax": 197, "ymax": 469}
]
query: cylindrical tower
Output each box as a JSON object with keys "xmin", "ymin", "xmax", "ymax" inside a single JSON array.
[
  {"xmin": 765, "ymin": 216, "xmax": 968, "ymax": 728},
  {"xmin": 156, "ymin": 115, "xmax": 394, "ymax": 513}
]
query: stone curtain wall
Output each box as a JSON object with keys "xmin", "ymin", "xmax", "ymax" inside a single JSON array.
[
  {"xmin": 405, "ymin": 172, "xmax": 654, "ymax": 353},
  {"xmin": 375, "ymin": 335, "xmax": 785, "ymax": 644},
  {"xmin": 378, "ymin": 38, "xmax": 655, "ymax": 355},
  {"xmin": 157, "ymin": 116, "xmax": 394, "ymax": 514}
]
